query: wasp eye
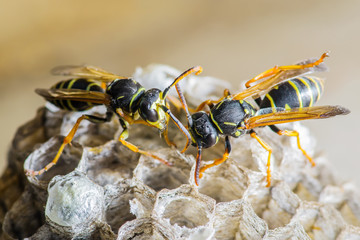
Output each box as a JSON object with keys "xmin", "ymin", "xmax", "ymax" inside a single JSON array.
[
  {"xmin": 140, "ymin": 102, "xmax": 159, "ymax": 122},
  {"xmin": 139, "ymin": 89, "xmax": 161, "ymax": 123},
  {"xmin": 191, "ymin": 112, "xmax": 218, "ymax": 149}
]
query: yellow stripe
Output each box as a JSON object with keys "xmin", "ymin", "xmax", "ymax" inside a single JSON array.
[
  {"xmin": 67, "ymin": 78, "xmax": 77, "ymax": 89},
  {"xmin": 86, "ymin": 81, "xmax": 98, "ymax": 108},
  {"xmin": 129, "ymin": 87, "xmax": 145, "ymax": 110},
  {"xmin": 216, "ymin": 100, "xmax": 225, "ymax": 110},
  {"xmin": 224, "ymin": 122, "xmax": 237, "ymax": 126},
  {"xmin": 316, "ymin": 76, "xmax": 325, "ymax": 93},
  {"xmin": 246, "ymin": 100, "xmax": 255, "ymax": 110},
  {"xmin": 307, "ymin": 76, "xmax": 321, "ymax": 102},
  {"xmin": 298, "ymin": 77, "xmax": 313, "ymax": 107},
  {"xmin": 66, "ymin": 99, "xmax": 77, "ymax": 111},
  {"xmin": 289, "ymin": 80, "xmax": 303, "ymax": 108},
  {"xmin": 210, "ymin": 112, "xmax": 223, "ymax": 133},
  {"xmin": 86, "ymin": 82, "xmax": 99, "ymax": 91},
  {"xmin": 58, "ymin": 80, "xmax": 67, "ymax": 109},
  {"xmin": 194, "ymin": 127, "xmax": 203, "ymax": 138},
  {"xmin": 265, "ymin": 93, "xmax": 276, "ymax": 112},
  {"xmin": 66, "ymin": 79, "xmax": 78, "ymax": 111}
]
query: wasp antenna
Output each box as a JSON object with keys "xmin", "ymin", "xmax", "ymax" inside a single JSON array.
[
  {"xmin": 194, "ymin": 145, "xmax": 203, "ymax": 186},
  {"xmin": 158, "ymin": 104, "xmax": 192, "ymax": 153},
  {"xmin": 175, "ymin": 83, "xmax": 193, "ymax": 127},
  {"xmin": 162, "ymin": 66, "xmax": 203, "ymax": 99},
  {"xmin": 323, "ymin": 51, "xmax": 330, "ymax": 58}
]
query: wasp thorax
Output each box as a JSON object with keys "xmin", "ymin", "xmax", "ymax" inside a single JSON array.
[
  {"xmin": 191, "ymin": 112, "xmax": 219, "ymax": 149},
  {"xmin": 106, "ymin": 78, "xmax": 145, "ymax": 114},
  {"xmin": 139, "ymin": 89, "xmax": 167, "ymax": 131}
]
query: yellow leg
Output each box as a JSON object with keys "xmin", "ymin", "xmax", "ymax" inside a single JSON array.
[
  {"xmin": 26, "ymin": 115, "xmax": 88, "ymax": 176},
  {"xmin": 195, "ymin": 89, "xmax": 232, "ymax": 112},
  {"xmin": 199, "ymin": 136, "xmax": 231, "ymax": 178},
  {"xmin": 250, "ymin": 131, "xmax": 273, "ymax": 187},
  {"xmin": 199, "ymin": 152, "xmax": 229, "ymax": 179},
  {"xmin": 163, "ymin": 102, "xmax": 177, "ymax": 147},
  {"xmin": 277, "ymin": 130, "xmax": 315, "ymax": 166},
  {"xmin": 118, "ymin": 120, "xmax": 171, "ymax": 166},
  {"xmin": 180, "ymin": 127, "xmax": 191, "ymax": 153},
  {"xmin": 196, "ymin": 99, "xmax": 222, "ymax": 112},
  {"xmin": 118, "ymin": 137, "xmax": 171, "ymax": 166},
  {"xmin": 245, "ymin": 52, "xmax": 329, "ymax": 88},
  {"xmin": 163, "ymin": 121, "xmax": 177, "ymax": 148}
]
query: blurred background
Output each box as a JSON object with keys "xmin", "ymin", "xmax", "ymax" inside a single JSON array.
[{"xmin": 0, "ymin": 1, "xmax": 359, "ymax": 184}]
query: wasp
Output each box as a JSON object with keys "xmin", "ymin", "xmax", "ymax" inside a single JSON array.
[
  {"xmin": 26, "ymin": 65, "xmax": 202, "ymax": 176},
  {"xmin": 175, "ymin": 52, "xmax": 350, "ymax": 187}
]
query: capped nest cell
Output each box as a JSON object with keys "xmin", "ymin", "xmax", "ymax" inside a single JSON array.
[{"xmin": 0, "ymin": 64, "xmax": 359, "ymax": 239}]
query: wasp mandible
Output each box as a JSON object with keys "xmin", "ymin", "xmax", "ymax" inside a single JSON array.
[
  {"xmin": 26, "ymin": 65, "xmax": 202, "ymax": 176},
  {"xmin": 175, "ymin": 52, "xmax": 350, "ymax": 187}
]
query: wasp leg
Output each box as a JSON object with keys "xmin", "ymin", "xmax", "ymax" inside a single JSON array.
[
  {"xmin": 245, "ymin": 52, "xmax": 329, "ymax": 88},
  {"xmin": 26, "ymin": 112, "xmax": 113, "ymax": 176},
  {"xmin": 159, "ymin": 105, "xmax": 192, "ymax": 153},
  {"xmin": 195, "ymin": 99, "xmax": 220, "ymax": 112},
  {"xmin": 199, "ymin": 136, "xmax": 231, "ymax": 178},
  {"xmin": 163, "ymin": 102, "xmax": 177, "ymax": 148},
  {"xmin": 163, "ymin": 123, "xmax": 176, "ymax": 148},
  {"xmin": 269, "ymin": 125, "xmax": 315, "ymax": 166},
  {"xmin": 166, "ymin": 95, "xmax": 184, "ymax": 112},
  {"xmin": 118, "ymin": 107, "xmax": 177, "ymax": 149},
  {"xmin": 250, "ymin": 130, "xmax": 273, "ymax": 187},
  {"xmin": 223, "ymin": 89, "xmax": 231, "ymax": 97},
  {"xmin": 117, "ymin": 118, "xmax": 171, "ymax": 166},
  {"xmin": 100, "ymin": 82, "xmax": 107, "ymax": 90},
  {"xmin": 195, "ymin": 89, "xmax": 232, "ymax": 112}
]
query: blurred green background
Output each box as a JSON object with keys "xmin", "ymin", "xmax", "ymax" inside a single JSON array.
[{"xmin": 0, "ymin": 1, "xmax": 359, "ymax": 184}]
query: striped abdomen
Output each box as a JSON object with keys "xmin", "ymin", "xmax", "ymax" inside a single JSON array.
[
  {"xmin": 51, "ymin": 78, "xmax": 104, "ymax": 111},
  {"xmin": 259, "ymin": 76, "xmax": 324, "ymax": 110}
]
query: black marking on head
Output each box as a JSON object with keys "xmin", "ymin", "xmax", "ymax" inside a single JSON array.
[{"xmin": 190, "ymin": 112, "xmax": 218, "ymax": 149}]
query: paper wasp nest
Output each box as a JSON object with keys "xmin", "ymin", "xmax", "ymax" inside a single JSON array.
[{"xmin": 1, "ymin": 64, "xmax": 359, "ymax": 239}]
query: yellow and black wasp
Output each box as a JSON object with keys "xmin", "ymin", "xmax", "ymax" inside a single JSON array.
[
  {"xmin": 26, "ymin": 65, "xmax": 202, "ymax": 176},
  {"xmin": 175, "ymin": 52, "xmax": 350, "ymax": 187}
]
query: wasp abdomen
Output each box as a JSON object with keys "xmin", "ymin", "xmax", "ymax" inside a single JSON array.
[
  {"xmin": 259, "ymin": 76, "xmax": 324, "ymax": 110},
  {"xmin": 51, "ymin": 78, "xmax": 104, "ymax": 111}
]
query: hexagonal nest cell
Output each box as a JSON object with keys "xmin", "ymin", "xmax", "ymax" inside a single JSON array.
[{"xmin": 1, "ymin": 64, "xmax": 360, "ymax": 240}]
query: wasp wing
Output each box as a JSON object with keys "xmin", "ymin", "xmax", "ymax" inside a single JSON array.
[
  {"xmin": 232, "ymin": 57, "xmax": 328, "ymax": 101},
  {"xmin": 244, "ymin": 105, "xmax": 350, "ymax": 129},
  {"xmin": 35, "ymin": 88, "xmax": 110, "ymax": 105},
  {"xmin": 51, "ymin": 65, "xmax": 129, "ymax": 82}
]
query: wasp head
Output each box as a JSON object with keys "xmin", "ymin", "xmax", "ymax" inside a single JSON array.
[
  {"xmin": 190, "ymin": 112, "xmax": 219, "ymax": 149},
  {"xmin": 139, "ymin": 88, "xmax": 167, "ymax": 131}
]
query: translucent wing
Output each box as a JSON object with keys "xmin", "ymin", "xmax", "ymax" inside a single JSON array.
[
  {"xmin": 232, "ymin": 56, "xmax": 328, "ymax": 101},
  {"xmin": 244, "ymin": 105, "xmax": 350, "ymax": 129},
  {"xmin": 35, "ymin": 88, "xmax": 110, "ymax": 105},
  {"xmin": 51, "ymin": 65, "xmax": 128, "ymax": 82}
]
